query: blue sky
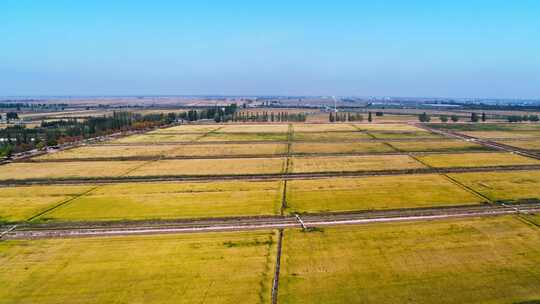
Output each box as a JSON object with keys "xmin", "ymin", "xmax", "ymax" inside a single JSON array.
[{"xmin": 1, "ymin": 0, "xmax": 539, "ymax": 98}]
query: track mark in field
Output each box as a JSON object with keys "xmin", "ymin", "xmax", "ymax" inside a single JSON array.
[
  {"xmin": 280, "ymin": 180, "xmax": 288, "ymax": 215},
  {"xmin": 27, "ymin": 186, "xmax": 101, "ymax": 222},
  {"xmin": 194, "ymin": 126, "xmax": 224, "ymax": 142},
  {"xmin": 271, "ymin": 229, "xmax": 284, "ymax": 304},
  {"xmin": 381, "ymin": 141, "xmax": 401, "ymax": 152},
  {"xmin": 441, "ymin": 174, "xmax": 493, "ymax": 204},
  {"xmin": 406, "ymin": 154, "xmax": 432, "ymax": 169}
]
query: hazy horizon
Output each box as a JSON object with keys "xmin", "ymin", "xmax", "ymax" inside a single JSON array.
[{"xmin": 1, "ymin": 1, "xmax": 539, "ymax": 98}]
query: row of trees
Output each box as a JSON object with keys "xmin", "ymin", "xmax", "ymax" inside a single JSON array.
[
  {"xmin": 507, "ymin": 115, "xmax": 539, "ymax": 122},
  {"xmin": 0, "ymin": 111, "xmax": 177, "ymax": 157},
  {"xmin": 419, "ymin": 112, "xmax": 487, "ymax": 123},
  {"xmin": 329, "ymin": 112, "xmax": 364, "ymax": 122},
  {"xmin": 180, "ymin": 104, "xmax": 238, "ymax": 122},
  {"xmin": 233, "ymin": 111, "xmax": 307, "ymax": 122}
]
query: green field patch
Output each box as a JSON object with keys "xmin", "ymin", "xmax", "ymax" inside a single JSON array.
[
  {"xmin": 462, "ymin": 131, "xmax": 540, "ymax": 139},
  {"xmin": 293, "ymin": 132, "xmax": 370, "ymax": 141},
  {"xmin": 368, "ymin": 131, "xmax": 444, "ymax": 139},
  {"xmin": 286, "ymin": 174, "xmax": 484, "ymax": 213},
  {"xmin": 0, "ymin": 231, "xmax": 277, "ymax": 303},
  {"xmin": 352, "ymin": 123, "xmax": 424, "ymax": 132},
  {"xmin": 416, "ymin": 152, "xmax": 540, "ymax": 168},
  {"xmin": 387, "ymin": 140, "xmax": 490, "ymax": 152},
  {"xmin": 291, "ymin": 142, "xmax": 395, "ymax": 154},
  {"xmin": 198, "ymin": 132, "xmax": 287, "ymax": 142},
  {"xmin": 279, "ymin": 216, "xmax": 540, "ymax": 303},
  {"xmin": 45, "ymin": 181, "xmax": 283, "ymax": 221}
]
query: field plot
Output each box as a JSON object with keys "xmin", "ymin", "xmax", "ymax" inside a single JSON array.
[
  {"xmin": 286, "ymin": 174, "xmax": 484, "ymax": 213},
  {"xmin": 39, "ymin": 143, "xmax": 288, "ymax": 159},
  {"xmin": 429, "ymin": 123, "xmax": 540, "ymax": 132},
  {"xmin": 111, "ymin": 133, "xmax": 203, "ymax": 143},
  {"xmin": 148, "ymin": 125, "xmax": 220, "ymax": 133},
  {"xmin": 449, "ymin": 170, "xmax": 540, "ymax": 202},
  {"xmin": 127, "ymin": 157, "xmax": 286, "ymax": 177},
  {"xmin": 292, "ymin": 124, "xmax": 358, "ymax": 132},
  {"xmin": 495, "ymin": 140, "xmax": 540, "ymax": 150},
  {"xmin": 416, "ymin": 152, "xmax": 540, "ymax": 168},
  {"xmin": 198, "ymin": 132, "xmax": 287, "ymax": 142},
  {"xmin": 293, "ymin": 132, "xmax": 370, "ymax": 141},
  {"xmin": 279, "ymin": 216, "xmax": 540, "ymax": 304},
  {"xmin": 387, "ymin": 140, "xmax": 490, "ymax": 152},
  {"xmin": 368, "ymin": 131, "xmax": 444, "ymax": 139},
  {"xmin": 291, "ymin": 142, "xmax": 395, "ymax": 155},
  {"xmin": 289, "ymin": 155, "xmax": 425, "ymax": 173},
  {"xmin": 462, "ymin": 130, "xmax": 540, "ymax": 139},
  {"xmin": 44, "ymin": 180, "xmax": 283, "ymax": 221},
  {"xmin": 0, "ymin": 161, "xmax": 145, "ymax": 181},
  {"xmin": 353, "ymin": 123, "xmax": 424, "ymax": 132},
  {"xmin": 0, "ymin": 231, "xmax": 277, "ymax": 304},
  {"xmin": 217, "ymin": 124, "xmax": 288, "ymax": 133},
  {"xmin": 0, "ymin": 185, "xmax": 93, "ymax": 223},
  {"xmin": 38, "ymin": 145, "xmax": 180, "ymax": 160}
]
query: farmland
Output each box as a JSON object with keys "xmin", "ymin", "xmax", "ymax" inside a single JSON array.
[
  {"xmin": 0, "ymin": 231, "xmax": 277, "ymax": 303},
  {"xmin": 42, "ymin": 180, "xmax": 283, "ymax": 222},
  {"xmin": 289, "ymin": 155, "xmax": 426, "ymax": 173},
  {"xmin": 38, "ymin": 143, "xmax": 288, "ymax": 159},
  {"xmin": 1, "ymin": 119, "xmax": 540, "ymax": 303},
  {"xmin": 279, "ymin": 216, "xmax": 540, "ymax": 303},
  {"xmin": 286, "ymin": 174, "xmax": 484, "ymax": 213},
  {"xmin": 416, "ymin": 152, "xmax": 540, "ymax": 168}
]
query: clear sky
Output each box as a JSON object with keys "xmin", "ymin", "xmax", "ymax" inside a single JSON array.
[{"xmin": 1, "ymin": 0, "xmax": 539, "ymax": 98}]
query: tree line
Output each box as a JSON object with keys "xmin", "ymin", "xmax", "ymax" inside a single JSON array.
[
  {"xmin": 0, "ymin": 111, "xmax": 177, "ymax": 157},
  {"xmin": 329, "ymin": 112, "xmax": 364, "ymax": 122}
]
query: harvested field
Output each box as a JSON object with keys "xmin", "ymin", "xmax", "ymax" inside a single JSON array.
[
  {"xmin": 416, "ymin": 152, "xmax": 540, "ymax": 168},
  {"xmin": 38, "ymin": 143, "xmax": 288, "ymax": 159},
  {"xmin": 495, "ymin": 140, "xmax": 540, "ymax": 150},
  {"xmin": 449, "ymin": 170, "xmax": 540, "ymax": 202},
  {"xmin": 289, "ymin": 155, "xmax": 425, "ymax": 173},
  {"xmin": 198, "ymin": 132, "xmax": 287, "ymax": 142},
  {"xmin": 286, "ymin": 174, "xmax": 484, "ymax": 213},
  {"xmin": 462, "ymin": 130, "xmax": 540, "ymax": 139},
  {"xmin": 291, "ymin": 142, "xmax": 395, "ymax": 155},
  {"xmin": 127, "ymin": 157, "xmax": 286, "ymax": 177},
  {"xmin": 279, "ymin": 216, "xmax": 540, "ymax": 303},
  {"xmin": 353, "ymin": 123, "xmax": 424, "ymax": 132},
  {"xmin": 43, "ymin": 180, "xmax": 282, "ymax": 221},
  {"xmin": 368, "ymin": 131, "xmax": 444, "ymax": 139},
  {"xmin": 111, "ymin": 133, "xmax": 203, "ymax": 143},
  {"xmin": 293, "ymin": 132, "xmax": 370, "ymax": 141},
  {"xmin": 0, "ymin": 231, "xmax": 277, "ymax": 303},
  {"xmin": 0, "ymin": 185, "xmax": 93, "ymax": 223},
  {"xmin": 292, "ymin": 124, "xmax": 358, "ymax": 132},
  {"xmin": 387, "ymin": 140, "xmax": 490, "ymax": 152},
  {"xmin": 217, "ymin": 124, "xmax": 288, "ymax": 133},
  {"xmin": 0, "ymin": 161, "xmax": 145, "ymax": 181}
]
